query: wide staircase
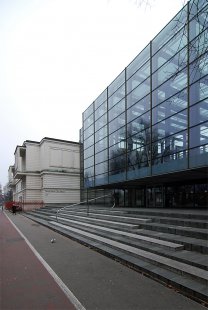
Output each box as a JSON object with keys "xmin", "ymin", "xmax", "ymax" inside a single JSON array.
[{"xmin": 23, "ymin": 205, "xmax": 208, "ymax": 305}]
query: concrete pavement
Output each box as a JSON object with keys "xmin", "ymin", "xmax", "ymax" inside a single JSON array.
[{"xmin": 1, "ymin": 210, "xmax": 207, "ymax": 310}]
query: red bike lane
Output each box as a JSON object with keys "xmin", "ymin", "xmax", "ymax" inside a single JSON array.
[{"xmin": 0, "ymin": 211, "xmax": 77, "ymax": 310}]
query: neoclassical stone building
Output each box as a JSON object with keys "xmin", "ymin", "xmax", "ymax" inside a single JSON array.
[{"xmin": 12, "ymin": 137, "xmax": 80, "ymax": 210}]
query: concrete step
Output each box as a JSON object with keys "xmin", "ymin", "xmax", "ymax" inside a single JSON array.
[
  {"xmin": 50, "ymin": 215, "xmax": 183, "ymax": 251},
  {"xmin": 50, "ymin": 221, "xmax": 208, "ymax": 285},
  {"xmin": 23, "ymin": 212, "xmax": 208, "ymax": 303},
  {"xmin": 50, "ymin": 217, "xmax": 208, "ymax": 271},
  {"xmin": 134, "ymin": 229, "xmax": 208, "ymax": 254},
  {"xmin": 138, "ymin": 222, "xmax": 208, "ymax": 240},
  {"xmin": 58, "ymin": 211, "xmax": 152, "ymax": 225},
  {"xmin": 55, "ymin": 213, "xmax": 140, "ymax": 230}
]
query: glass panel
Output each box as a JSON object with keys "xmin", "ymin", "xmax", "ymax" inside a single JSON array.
[
  {"xmin": 190, "ymin": 122, "xmax": 208, "ymax": 148},
  {"xmin": 189, "ymin": 0, "xmax": 208, "ymax": 21},
  {"xmin": 108, "ymin": 84, "xmax": 125, "ymax": 109},
  {"xmin": 109, "ymin": 154, "xmax": 126, "ymax": 172},
  {"xmin": 152, "ymin": 110, "xmax": 187, "ymax": 142},
  {"xmin": 152, "ymin": 92, "xmax": 187, "ymax": 124},
  {"xmin": 109, "ymin": 142, "xmax": 126, "ymax": 159},
  {"xmin": 127, "ymin": 128, "xmax": 151, "ymax": 149},
  {"xmin": 127, "ymin": 61, "xmax": 150, "ymax": 94},
  {"xmin": 190, "ymin": 30, "xmax": 208, "ymax": 62},
  {"xmin": 109, "ymin": 112, "xmax": 125, "ymax": 134},
  {"xmin": 94, "ymin": 89, "xmax": 107, "ymax": 110},
  {"xmin": 84, "ymin": 113, "xmax": 94, "ymax": 130},
  {"xmin": 95, "ymin": 162, "xmax": 108, "ymax": 175},
  {"xmin": 152, "ymin": 8, "xmax": 187, "ymax": 55},
  {"xmin": 84, "ymin": 124, "xmax": 94, "ymax": 139},
  {"xmin": 83, "ymin": 103, "xmax": 94, "ymax": 121},
  {"xmin": 95, "ymin": 138, "xmax": 108, "ymax": 154},
  {"xmin": 84, "ymin": 157, "xmax": 94, "ymax": 169},
  {"xmin": 95, "ymin": 113, "xmax": 107, "ymax": 131},
  {"xmin": 109, "ymin": 99, "xmax": 125, "ymax": 122},
  {"xmin": 84, "ymin": 135, "xmax": 94, "ymax": 150},
  {"xmin": 127, "ymin": 145, "xmax": 150, "ymax": 168},
  {"xmin": 108, "ymin": 70, "xmax": 125, "ymax": 97},
  {"xmin": 152, "ymin": 68, "xmax": 187, "ymax": 107},
  {"xmin": 95, "ymin": 149, "xmax": 108, "ymax": 164},
  {"xmin": 190, "ymin": 53, "xmax": 208, "ymax": 84},
  {"xmin": 109, "ymin": 126, "xmax": 126, "ymax": 147},
  {"xmin": 190, "ymin": 102, "xmax": 208, "ymax": 126},
  {"xmin": 190, "ymin": 76, "xmax": 208, "ymax": 105},
  {"xmin": 127, "ymin": 78, "xmax": 150, "ymax": 108},
  {"xmin": 189, "ymin": 145, "xmax": 208, "ymax": 168},
  {"xmin": 152, "ymin": 49, "xmax": 187, "ymax": 90},
  {"xmin": 152, "ymin": 29, "xmax": 187, "ymax": 73},
  {"xmin": 84, "ymin": 145, "xmax": 94, "ymax": 159},
  {"xmin": 127, "ymin": 44, "xmax": 150, "ymax": 79},
  {"xmin": 127, "ymin": 95, "xmax": 150, "ymax": 123},
  {"xmin": 95, "ymin": 101, "xmax": 107, "ymax": 120},
  {"xmin": 95, "ymin": 125, "xmax": 107, "ymax": 142},
  {"xmin": 128, "ymin": 111, "xmax": 151, "ymax": 136}
]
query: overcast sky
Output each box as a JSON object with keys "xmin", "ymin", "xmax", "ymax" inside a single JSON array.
[{"xmin": 0, "ymin": 0, "xmax": 187, "ymax": 187}]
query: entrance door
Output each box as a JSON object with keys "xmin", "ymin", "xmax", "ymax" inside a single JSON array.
[{"xmin": 146, "ymin": 187, "xmax": 163, "ymax": 208}]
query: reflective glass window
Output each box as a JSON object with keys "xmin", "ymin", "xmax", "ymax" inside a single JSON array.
[
  {"xmin": 189, "ymin": 0, "xmax": 207, "ymax": 19},
  {"xmin": 127, "ymin": 147, "xmax": 150, "ymax": 168},
  {"xmin": 109, "ymin": 112, "xmax": 125, "ymax": 134},
  {"xmin": 84, "ymin": 124, "xmax": 94, "ymax": 139},
  {"xmin": 95, "ymin": 137, "xmax": 108, "ymax": 154},
  {"xmin": 190, "ymin": 3, "xmax": 208, "ymax": 40},
  {"xmin": 84, "ymin": 157, "xmax": 94, "ymax": 169},
  {"xmin": 127, "ymin": 78, "xmax": 150, "ymax": 108},
  {"xmin": 84, "ymin": 113, "xmax": 94, "ymax": 130},
  {"xmin": 190, "ymin": 76, "xmax": 208, "ymax": 105},
  {"xmin": 190, "ymin": 30, "xmax": 208, "ymax": 62},
  {"xmin": 128, "ymin": 111, "xmax": 151, "ymax": 137},
  {"xmin": 109, "ymin": 154, "xmax": 126, "ymax": 172},
  {"xmin": 109, "ymin": 99, "xmax": 125, "ymax": 122},
  {"xmin": 190, "ymin": 122, "xmax": 208, "ymax": 148},
  {"xmin": 95, "ymin": 149, "xmax": 108, "ymax": 164},
  {"xmin": 127, "ymin": 44, "xmax": 150, "ymax": 79},
  {"xmin": 127, "ymin": 128, "xmax": 151, "ymax": 149},
  {"xmin": 152, "ymin": 30, "xmax": 187, "ymax": 73},
  {"xmin": 152, "ymin": 110, "xmax": 187, "ymax": 142},
  {"xmin": 95, "ymin": 125, "xmax": 107, "ymax": 142},
  {"xmin": 95, "ymin": 101, "xmax": 107, "ymax": 120},
  {"xmin": 84, "ymin": 145, "xmax": 94, "ymax": 159},
  {"xmin": 94, "ymin": 89, "xmax": 107, "ymax": 110},
  {"xmin": 190, "ymin": 102, "xmax": 208, "ymax": 126},
  {"xmin": 127, "ymin": 95, "xmax": 150, "ymax": 124},
  {"xmin": 108, "ymin": 70, "xmax": 125, "ymax": 97},
  {"xmin": 152, "ymin": 68, "xmax": 187, "ymax": 107},
  {"xmin": 109, "ymin": 126, "xmax": 126, "ymax": 147},
  {"xmin": 152, "ymin": 8, "xmax": 187, "ymax": 55},
  {"xmin": 152, "ymin": 50, "xmax": 187, "ymax": 90},
  {"xmin": 152, "ymin": 130, "xmax": 187, "ymax": 163},
  {"xmin": 152, "ymin": 92, "xmax": 187, "ymax": 124},
  {"xmin": 109, "ymin": 142, "xmax": 126, "ymax": 159},
  {"xmin": 127, "ymin": 61, "xmax": 150, "ymax": 94},
  {"xmin": 83, "ymin": 103, "xmax": 93, "ymax": 121},
  {"xmin": 95, "ymin": 113, "xmax": 107, "ymax": 131},
  {"xmin": 84, "ymin": 135, "xmax": 94, "ymax": 150},
  {"xmin": 190, "ymin": 53, "xmax": 208, "ymax": 84},
  {"xmin": 108, "ymin": 84, "xmax": 125, "ymax": 109},
  {"xmin": 95, "ymin": 162, "xmax": 108, "ymax": 175}
]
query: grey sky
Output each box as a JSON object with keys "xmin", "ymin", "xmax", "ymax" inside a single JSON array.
[{"xmin": 0, "ymin": 0, "xmax": 186, "ymax": 187}]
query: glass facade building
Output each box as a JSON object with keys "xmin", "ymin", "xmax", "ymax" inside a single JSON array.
[{"xmin": 81, "ymin": 0, "xmax": 208, "ymax": 208}]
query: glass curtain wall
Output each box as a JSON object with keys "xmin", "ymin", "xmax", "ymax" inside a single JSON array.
[{"xmin": 83, "ymin": 0, "xmax": 208, "ymax": 189}]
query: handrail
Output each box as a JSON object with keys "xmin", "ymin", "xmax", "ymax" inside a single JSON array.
[{"xmin": 56, "ymin": 193, "xmax": 112, "ymax": 222}]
